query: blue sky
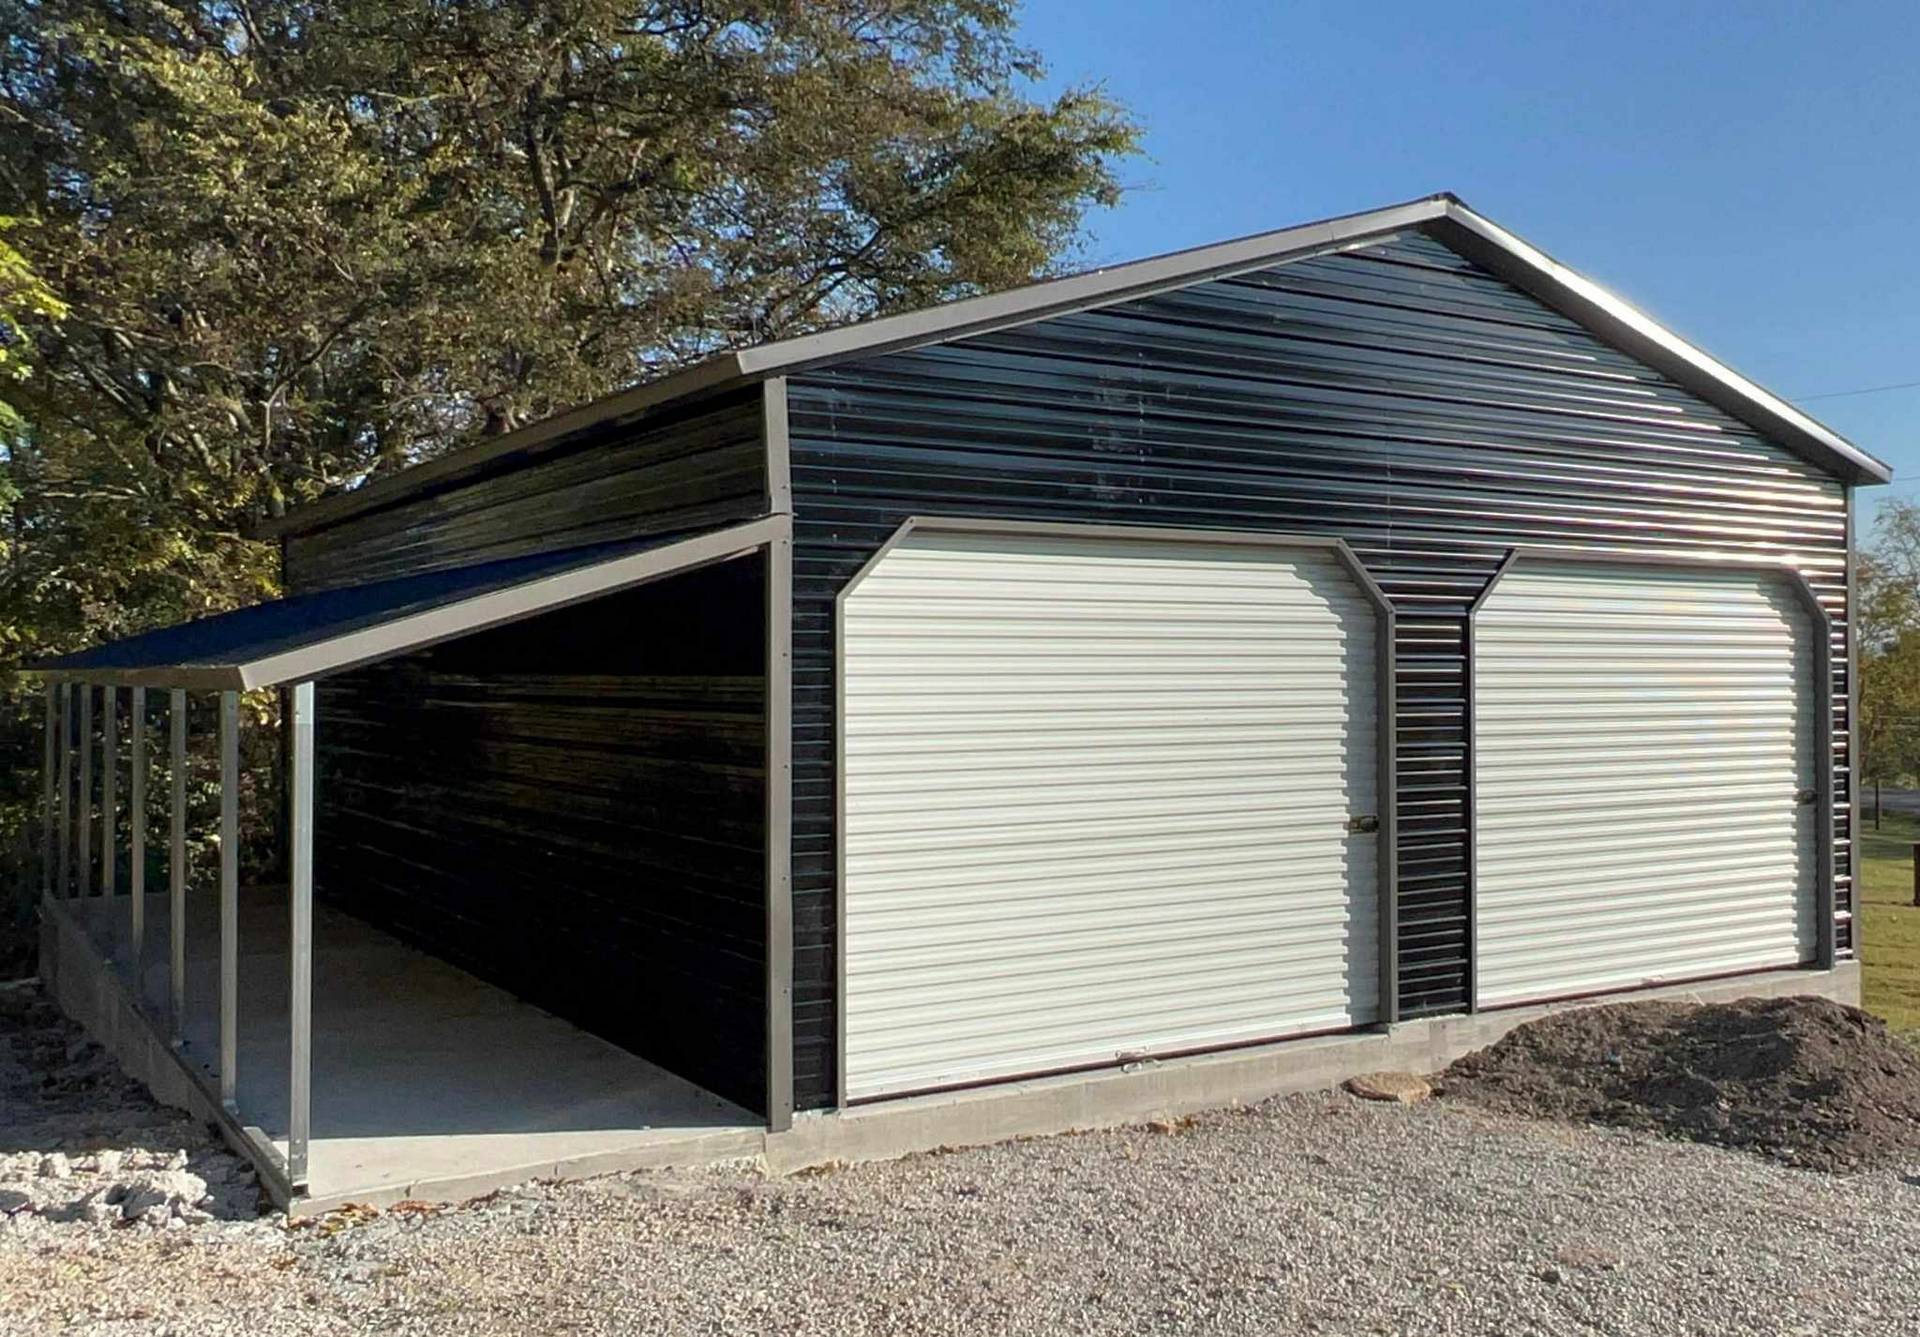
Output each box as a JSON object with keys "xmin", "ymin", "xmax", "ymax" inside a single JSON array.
[{"xmin": 1017, "ymin": 0, "xmax": 1920, "ymax": 531}]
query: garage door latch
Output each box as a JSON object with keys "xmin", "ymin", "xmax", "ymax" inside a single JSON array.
[{"xmin": 1346, "ymin": 814, "xmax": 1380, "ymax": 834}]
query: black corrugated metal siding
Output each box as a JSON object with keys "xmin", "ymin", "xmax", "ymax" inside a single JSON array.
[
  {"xmin": 786, "ymin": 229, "xmax": 1852, "ymax": 1111},
  {"xmin": 314, "ymin": 556, "xmax": 769, "ymax": 1112},
  {"xmin": 285, "ymin": 390, "xmax": 764, "ymax": 591}
]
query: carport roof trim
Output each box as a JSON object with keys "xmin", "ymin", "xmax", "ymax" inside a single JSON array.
[
  {"xmin": 260, "ymin": 193, "xmax": 1891, "ymax": 540},
  {"xmin": 34, "ymin": 515, "xmax": 786, "ymax": 691}
]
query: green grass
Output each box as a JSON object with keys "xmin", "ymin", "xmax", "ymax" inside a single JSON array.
[{"xmin": 1857, "ymin": 806, "xmax": 1920, "ymax": 1037}]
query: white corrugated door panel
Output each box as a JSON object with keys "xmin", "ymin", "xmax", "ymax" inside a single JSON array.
[
  {"xmin": 1473, "ymin": 560, "xmax": 1819, "ymax": 1008},
  {"xmin": 840, "ymin": 528, "xmax": 1381, "ymax": 1100}
]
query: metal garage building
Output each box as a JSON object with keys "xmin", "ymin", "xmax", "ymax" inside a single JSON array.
[{"xmin": 33, "ymin": 194, "xmax": 1888, "ymax": 1211}]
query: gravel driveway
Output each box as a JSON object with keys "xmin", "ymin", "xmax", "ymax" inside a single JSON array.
[{"xmin": 4, "ymin": 1087, "xmax": 1918, "ymax": 1336}]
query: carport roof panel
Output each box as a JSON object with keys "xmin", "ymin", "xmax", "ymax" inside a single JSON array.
[{"xmin": 34, "ymin": 516, "xmax": 782, "ymax": 690}]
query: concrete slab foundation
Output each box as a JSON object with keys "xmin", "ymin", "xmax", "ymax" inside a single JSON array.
[
  {"xmin": 42, "ymin": 889, "xmax": 1862, "ymax": 1215},
  {"xmin": 40, "ymin": 891, "xmax": 760, "ymax": 1216},
  {"xmin": 765, "ymin": 959, "xmax": 1863, "ymax": 1173}
]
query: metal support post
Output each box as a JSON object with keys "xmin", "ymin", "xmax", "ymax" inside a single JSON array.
[
  {"xmin": 101, "ymin": 686, "xmax": 117, "ymax": 903},
  {"xmin": 131, "ymin": 687, "xmax": 147, "ymax": 980},
  {"xmin": 77, "ymin": 685, "xmax": 92, "ymax": 897},
  {"xmin": 169, "ymin": 690, "xmax": 187, "ymax": 1044},
  {"xmin": 288, "ymin": 682, "xmax": 315, "ymax": 1189},
  {"xmin": 40, "ymin": 685, "xmax": 56, "ymax": 898},
  {"xmin": 56, "ymin": 684, "xmax": 72, "ymax": 898},
  {"xmin": 218, "ymin": 690, "xmax": 238, "ymax": 1111}
]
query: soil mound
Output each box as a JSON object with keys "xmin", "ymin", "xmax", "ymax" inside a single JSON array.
[{"xmin": 1440, "ymin": 995, "xmax": 1920, "ymax": 1172}]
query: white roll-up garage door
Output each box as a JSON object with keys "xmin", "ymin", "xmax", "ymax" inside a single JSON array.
[
  {"xmin": 1473, "ymin": 558, "xmax": 1821, "ymax": 1009},
  {"xmin": 839, "ymin": 523, "xmax": 1385, "ymax": 1101}
]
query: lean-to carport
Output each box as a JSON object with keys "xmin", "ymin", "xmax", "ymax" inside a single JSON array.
[{"xmin": 31, "ymin": 515, "xmax": 789, "ymax": 1207}]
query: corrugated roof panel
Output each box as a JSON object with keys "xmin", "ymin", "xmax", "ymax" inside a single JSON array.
[{"xmin": 35, "ymin": 518, "xmax": 782, "ymax": 689}]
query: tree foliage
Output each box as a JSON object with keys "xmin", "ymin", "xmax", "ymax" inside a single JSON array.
[
  {"xmin": 0, "ymin": 0, "xmax": 1133, "ymax": 634},
  {"xmin": 1861, "ymin": 499, "xmax": 1920, "ymax": 785},
  {"xmin": 0, "ymin": 216, "xmax": 65, "ymax": 433},
  {"xmin": 0, "ymin": 0, "xmax": 1137, "ymax": 967}
]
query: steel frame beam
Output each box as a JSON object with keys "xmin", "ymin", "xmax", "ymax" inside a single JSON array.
[
  {"xmin": 764, "ymin": 521, "xmax": 794, "ymax": 1132},
  {"xmin": 1846, "ymin": 489, "xmax": 1861, "ymax": 952}
]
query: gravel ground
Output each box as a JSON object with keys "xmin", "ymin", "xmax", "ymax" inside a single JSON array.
[
  {"xmin": 5, "ymin": 979, "xmax": 1920, "ymax": 1335},
  {"xmin": 0, "ymin": 980, "xmax": 265, "ymax": 1236},
  {"xmin": 2, "ymin": 1092, "xmax": 1917, "ymax": 1335}
]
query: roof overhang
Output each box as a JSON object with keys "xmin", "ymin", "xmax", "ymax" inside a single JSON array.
[
  {"xmin": 34, "ymin": 516, "xmax": 786, "ymax": 690},
  {"xmin": 260, "ymin": 194, "xmax": 1889, "ymax": 541}
]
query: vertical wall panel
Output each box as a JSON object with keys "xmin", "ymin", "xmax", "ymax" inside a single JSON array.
[{"xmin": 789, "ymin": 228, "xmax": 1850, "ymax": 1109}]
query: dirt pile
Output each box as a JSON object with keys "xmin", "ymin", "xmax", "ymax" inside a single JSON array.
[{"xmin": 1440, "ymin": 995, "xmax": 1920, "ymax": 1172}]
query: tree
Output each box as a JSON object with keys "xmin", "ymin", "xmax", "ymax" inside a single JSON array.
[
  {"xmin": 1859, "ymin": 499, "xmax": 1920, "ymax": 787},
  {"xmin": 0, "ymin": 0, "xmax": 1135, "ymax": 632},
  {"xmin": 0, "ymin": 0, "xmax": 1138, "ymax": 966},
  {"xmin": 0, "ymin": 216, "xmax": 64, "ymax": 434},
  {"xmin": 1, "ymin": 1, "xmax": 1134, "ymax": 511}
]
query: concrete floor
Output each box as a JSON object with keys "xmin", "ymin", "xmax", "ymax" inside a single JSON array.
[{"xmin": 67, "ymin": 888, "xmax": 760, "ymax": 1211}]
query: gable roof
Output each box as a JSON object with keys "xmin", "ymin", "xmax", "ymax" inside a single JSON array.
[{"xmin": 265, "ymin": 194, "xmax": 1891, "ymax": 539}]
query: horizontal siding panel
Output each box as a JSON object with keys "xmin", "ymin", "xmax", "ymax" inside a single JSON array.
[
  {"xmin": 283, "ymin": 392, "xmax": 773, "ymax": 1110},
  {"xmin": 286, "ymin": 392, "xmax": 764, "ymax": 590},
  {"xmin": 314, "ymin": 555, "xmax": 770, "ymax": 1112},
  {"xmin": 790, "ymin": 227, "xmax": 1851, "ymax": 1109}
]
